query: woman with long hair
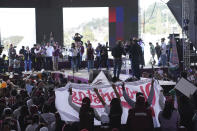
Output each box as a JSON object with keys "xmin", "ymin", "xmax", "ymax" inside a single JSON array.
[
  {"xmin": 94, "ymin": 84, "xmax": 122, "ymax": 130},
  {"xmin": 79, "ymin": 97, "xmax": 95, "ymax": 131},
  {"xmin": 68, "ymin": 88, "xmax": 100, "ymax": 131},
  {"xmin": 109, "ymin": 98, "xmax": 122, "ymax": 130},
  {"xmin": 159, "ymin": 97, "xmax": 180, "ymax": 131}
]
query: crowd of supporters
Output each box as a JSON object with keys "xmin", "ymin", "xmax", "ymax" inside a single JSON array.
[{"xmin": 0, "ymin": 67, "xmax": 196, "ymax": 131}]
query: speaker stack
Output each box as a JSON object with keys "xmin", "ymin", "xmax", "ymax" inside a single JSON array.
[
  {"xmin": 89, "ymin": 70, "xmax": 112, "ymax": 83},
  {"xmin": 195, "ymin": 0, "xmax": 197, "ymax": 25}
]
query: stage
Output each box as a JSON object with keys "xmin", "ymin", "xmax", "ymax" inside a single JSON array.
[{"xmin": 22, "ymin": 65, "xmax": 175, "ymax": 86}]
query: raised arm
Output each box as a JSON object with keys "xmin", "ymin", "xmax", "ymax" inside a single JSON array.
[
  {"xmin": 94, "ymin": 109, "xmax": 101, "ymax": 121},
  {"xmin": 147, "ymin": 79, "xmax": 155, "ymax": 106},
  {"xmin": 94, "ymin": 88, "xmax": 110, "ymax": 114},
  {"xmin": 94, "ymin": 88, "xmax": 106, "ymax": 106},
  {"xmin": 122, "ymin": 82, "xmax": 135, "ymax": 108},
  {"xmin": 112, "ymin": 84, "xmax": 120, "ymax": 99},
  {"xmin": 68, "ymin": 88, "xmax": 80, "ymax": 112},
  {"xmin": 159, "ymin": 90, "xmax": 165, "ymax": 110}
]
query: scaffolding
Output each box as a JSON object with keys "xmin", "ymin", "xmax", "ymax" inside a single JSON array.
[{"xmin": 182, "ymin": 0, "xmax": 191, "ymax": 70}]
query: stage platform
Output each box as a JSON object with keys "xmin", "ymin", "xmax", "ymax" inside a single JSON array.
[{"xmin": 22, "ymin": 66, "xmax": 175, "ymax": 86}]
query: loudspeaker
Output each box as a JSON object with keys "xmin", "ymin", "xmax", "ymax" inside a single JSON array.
[
  {"xmin": 195, "ymin": 0, "xmax": 197, "ymax": 25},
  {"xmin": 89, "ymin": 70, "xmax": 112, "ymax": 83}
]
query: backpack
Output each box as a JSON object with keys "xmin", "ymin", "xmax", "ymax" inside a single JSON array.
[{"xmin": 127, "ymin": 108, "xmax": 154, "ymax": 131}]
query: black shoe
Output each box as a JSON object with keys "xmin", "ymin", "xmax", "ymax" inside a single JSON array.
[
  {"xmin": 116, "ymin": 78, "xmax": 122, "ymax": 81},
  {"xmin": 112, "ymin": 76, "xmax": 117, "ymax": 82}
]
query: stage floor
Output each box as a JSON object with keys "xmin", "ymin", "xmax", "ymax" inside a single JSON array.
[
  {"xmin": 22, "ymin": 65, "xmax": 175, "ymax": 86},
  {"xmin": 64, "ymin": 69, "xmax": 131, "ymax": 81}
]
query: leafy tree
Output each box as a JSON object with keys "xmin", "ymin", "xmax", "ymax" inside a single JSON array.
[
  {"xmin": 63, "ymin": 18, "xmax": 108, "ymax": 45},
  {"xmin": 142, "ymin": 2, "xmax": 181, "ymax": 35},
  {"xmin": 82, "ymin": 27, "xmax": 95, "ymax": 43},
  {"xmin": 2, "ymin": 36, "xmax": 24, "ymax": 50}
]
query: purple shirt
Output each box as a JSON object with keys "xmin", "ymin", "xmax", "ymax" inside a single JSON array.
[{"xmin": 53, "ymin": 48, "xmax": 60, "ymax": 56}]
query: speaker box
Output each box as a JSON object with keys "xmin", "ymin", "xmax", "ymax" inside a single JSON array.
[
  {"xmin": 195, "ymin": 0, "xmax": 197, "ymax": 25},
  {"xmin": 89, "ymin": 70, "xmax": 112, "ymax": 83}
]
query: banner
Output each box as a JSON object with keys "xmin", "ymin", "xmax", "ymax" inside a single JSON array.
[
  {"xmin": 55, "ymin": 78, "xmax": 163, "ymax": 127},
  {"xmin": 175, "ymin": 78, "xmax": 197, "ymax": 97}
]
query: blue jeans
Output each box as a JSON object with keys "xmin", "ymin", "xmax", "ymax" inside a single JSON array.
[
  {"xmin": 25, "ymin": 60, "xmax": 32, "ymax": 71},
  {"xmin": 88, "ymin": 60, "xmax": 94, "ymax": 72},
  {"xmin": 130, "ymin": 58, "xmax": 133, "ymax": 75},
  {"xmin": 113, "ymin": 58, "xmax": 122, "ymax": 79},
  {"xmin": 161, "ymin": 54, "xmax": 167, "ymax": 66},
  {"xmin": 106, "ymin": 59, "xmax": 110, "ymax": 70},
  {"xmin": 96, "ymin": 56, "xmax": 101, "ymax": 69},
  {"xmin": 71, "ymin": 56, "xmax": 78, "ymax": 72},
  {"xmin": 79, "ymin": 55, "xmax": 83, "ymax": 68}
]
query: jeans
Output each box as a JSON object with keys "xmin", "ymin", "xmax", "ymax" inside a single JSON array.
[
  {"xmin": 24, "ymin": 60, "xmax": 32, "ymax": 71},
  {"xmin": 132, "ymin": 58, "xmax": 140, "ymax": 79},
  {"xmin": 79, "ymin": 54, "xmax": 83, "ymax": 68},
  {"xmin": 53, "ymin": 56, "xmax": 58, "ymax": 70},
  {"xmin": 106, "ymin": 59, "xmax": 110, "ymax": 70},
  {"xmin": 130, "ymin": 58, "xmax": 133, "ymax": 76},
  {"xmin": 88, "ymin": 60, "xmax": 94, "ymax": 72},
  {"xmin": 77, "ymin": 55, "xmax": 80, "ymax": 70},
  {"xmin": 36, "ymin": 56, "xmax": 45, "ymax": 71},
  {"xmin": 96, "ymin": 56, "xmax": 101, "ymax": 69},
  {"xmin": 46, "ymin": 57, "xmax": 53, "ymax": 70},
  {"xmin": 0, "ymin": 66, "xmax": 7, "ymax": 73},
  {"xmin": 161, "ymin": 54, "xmax": 167, "ymax": 66},
  {"xmin": 9, "ymin": 59, "xmax": 14, "ymax": 67},
  {"xmin": 113, "ymin": 58, "xmax": 122, "ymax": 79},
  {"xmin": 72, "ymin": 56, "xmax": 78, "ymax": 72}
]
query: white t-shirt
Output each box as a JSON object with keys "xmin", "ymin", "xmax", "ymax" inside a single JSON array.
[
  {"xmin": 70, "ymin": 48, "xmax": 79, "ymax": 57},
  {"xmin": 161, "ymin": 43, "xmax": 166, "ymax": 55},
  {"xmin": 45, "ymin": 46, "xmax": 54, "ymax": 57}
]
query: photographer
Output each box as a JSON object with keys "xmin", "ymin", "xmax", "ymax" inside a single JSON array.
[{"xmin": 73, "ymin": 33, "xmax": 83, "ymax": 42}]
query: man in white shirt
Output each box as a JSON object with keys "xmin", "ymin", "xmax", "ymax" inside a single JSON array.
[
  {"xmin": 45, "ymin": 43, "xmax": 54, "ymax": 70},
  {"xmin": 161, "ymin": 38, "xmax": 167, "ymax": 66}
]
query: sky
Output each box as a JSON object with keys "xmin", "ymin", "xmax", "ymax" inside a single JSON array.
[
  {"xmin": 63, "ymin": 7, "xmax": 108, "ymax": 29},
  {"xmin": 0, "ymin": 8, "xmax": 36, "ymax": 37},
  {"xmin": 0, "ymin": 8, "xmax": 36, "ymax": 52}
]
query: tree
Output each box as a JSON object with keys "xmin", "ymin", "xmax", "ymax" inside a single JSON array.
[
  {"xmin": 2, "ymin": 36, "xmax": 24, "ymax": 50},
  {"xmin": 82, "ymin": 27, "xmax": 95, "ymax": 43},
  {"xmin": 143, "ymin": 2, "xmax": 181, "ymax": 35}
]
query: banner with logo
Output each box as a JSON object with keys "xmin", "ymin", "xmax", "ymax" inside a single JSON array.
[{"xmin": 55, "ymin": 77, "xmax": 163, "ymax": 127}]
